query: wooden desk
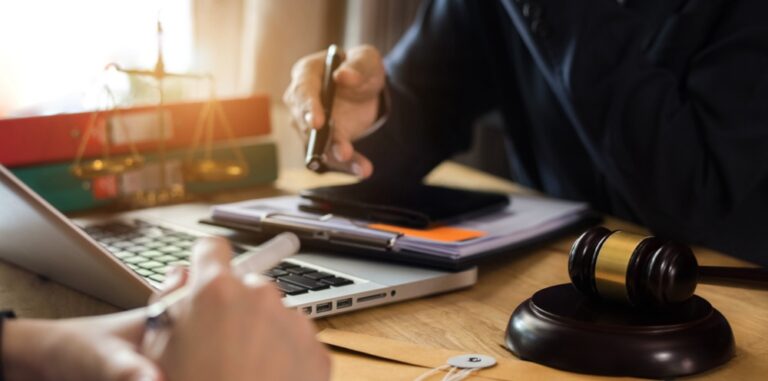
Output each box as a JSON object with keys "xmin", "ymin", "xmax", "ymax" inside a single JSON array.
[{"xmin": 1, "ymin": 162, "xmax": 766, "ymax": 380}]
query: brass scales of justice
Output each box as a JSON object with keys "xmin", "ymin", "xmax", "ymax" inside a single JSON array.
[{"xmin": 70, "ymin": 19, "xmax": 249, "ymax": 208}]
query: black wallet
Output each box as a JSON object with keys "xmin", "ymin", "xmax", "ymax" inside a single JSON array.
[{"xmin": 299, "ymin": 182, "xmax": 510, "ymax": 228}]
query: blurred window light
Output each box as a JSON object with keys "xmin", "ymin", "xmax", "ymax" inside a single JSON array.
[{"xmin": 0, "ymin": 0, "xmax": 193, "ymax": 117}]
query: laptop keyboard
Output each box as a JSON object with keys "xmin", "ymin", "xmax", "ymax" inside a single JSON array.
[{"xmin": 83, "ymin": 220, "xmax": 354, "ymax": 296}]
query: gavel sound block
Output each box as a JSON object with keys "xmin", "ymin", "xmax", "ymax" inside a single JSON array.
[
  {"xmin": 505, "ymin": 227, "xmax": 768, "ymax": 378},
  {"xmin": 505, "ymin": 284, "xmax": 733, "ymax": 378}
]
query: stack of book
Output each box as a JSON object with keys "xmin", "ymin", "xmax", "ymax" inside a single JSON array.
[{"xmin": 0, "ymin": 96, "xmax": 278, "ymax": 212}]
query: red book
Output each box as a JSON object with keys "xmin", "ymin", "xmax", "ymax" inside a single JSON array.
[{"xmin": 0, "ymin": 95, "xmax": 271, "ymax": 167}]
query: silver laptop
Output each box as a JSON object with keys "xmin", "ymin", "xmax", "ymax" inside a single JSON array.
[{"xmin": 0, "ymin": 165, "xmax": 477, "ymax": 317}]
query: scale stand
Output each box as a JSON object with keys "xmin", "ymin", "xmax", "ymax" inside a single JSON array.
[{"xmin": 71, "ymin": 17, "xmax": 248, "ymax": 208}]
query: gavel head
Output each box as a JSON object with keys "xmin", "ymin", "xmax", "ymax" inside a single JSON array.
[{"xmin": 568, "ymin": 227, "xmax": 699, "ymax": 308}]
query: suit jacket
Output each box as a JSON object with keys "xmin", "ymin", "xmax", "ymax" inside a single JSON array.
[{"xmin": 354, "ymin": 0, "xmax": 768, "ymax": 265}]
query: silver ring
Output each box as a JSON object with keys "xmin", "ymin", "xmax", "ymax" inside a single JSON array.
[{"xmin": 146, "ymin": 306, "xmax": 173, "ymax": 329}]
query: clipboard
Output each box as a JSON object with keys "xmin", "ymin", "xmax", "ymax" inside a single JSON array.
[
  {"xmin": 201, "ymin": 195, "xmax": 601, "ymax": 270},
  {"xmin": 201, "ymin": 215, "xmax": 597, "ymax": 270}
]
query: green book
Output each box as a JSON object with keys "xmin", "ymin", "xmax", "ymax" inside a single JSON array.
[
  {"xmin": 11, "ymin": 141, "xmax": 278, "ymax": 213},
  {"xmin": 12, "ymin": 162, "xmax": 113, "ymax": 212}
]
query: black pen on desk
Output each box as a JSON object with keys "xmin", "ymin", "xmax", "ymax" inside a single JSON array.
[{"xmin": 305, "ymin": 44, "xmax": 343, "ymax": 173}]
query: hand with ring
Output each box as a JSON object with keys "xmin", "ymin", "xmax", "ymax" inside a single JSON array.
[{"xmin": 141, "ymin": 237, "xmax": 330, "ymax": 381}]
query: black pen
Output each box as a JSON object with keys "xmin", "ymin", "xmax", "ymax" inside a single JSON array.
[{"xmin": 305, "ymin": 44, "xmax": 343, "ymax": 173}]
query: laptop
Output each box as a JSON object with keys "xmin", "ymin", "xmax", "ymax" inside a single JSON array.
[{"xmin": 0, "ymin": 165, "xmax": 477, "ymax": 317}]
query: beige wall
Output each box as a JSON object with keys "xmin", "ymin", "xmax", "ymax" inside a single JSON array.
[
  {"xmin": 193, "ymin": 0, "xmax": 344, "ymax": 99},
  {"xmin": 192, "ymin": 0, "xmax": 421, "ymax": 100}
]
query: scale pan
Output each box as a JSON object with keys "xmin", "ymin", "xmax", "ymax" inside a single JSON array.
[
  {"xmin": 184, "ymin": 159, "xmax": 247, "ymax": 182},
  {"xmin": 71, "ymin": 156, "xmax": 143, "ymax": 179}
]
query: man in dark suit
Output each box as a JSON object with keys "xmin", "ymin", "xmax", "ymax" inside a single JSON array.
[{"xmin": 284, "ymin": 0, "xmax": 768, "ymax": 265}]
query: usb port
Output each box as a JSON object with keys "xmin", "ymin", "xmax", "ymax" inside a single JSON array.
[
  {"xmin": 336, "ymin": 298, "xmax": 353, "ymax": 309},
  {"xmin": 316, "ymin": 302, "xmax": 332, "ymax": 313},
  {"xmin": 301, "ymin": 306, "xmax": 312, "ymax": 315},
  {"xmin": 357, "ymin": 293, "xmax": 386, "ymax": 303}
]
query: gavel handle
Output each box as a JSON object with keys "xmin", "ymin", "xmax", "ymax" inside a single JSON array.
[{"xmin": 698, "ymin": 266, "xmax": 768, "ymax": 290}]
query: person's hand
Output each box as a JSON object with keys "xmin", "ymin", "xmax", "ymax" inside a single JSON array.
[
  {"xmin": 3, "ymin": 310, "xmax": 163, "ymax": 381},
  {"xmin": 141, "ymin": 237, "xmax": 330, "ymax": 381},
  {"xmin": 283, "ymin": 45, "xmax": 386, "ymax": 178}
]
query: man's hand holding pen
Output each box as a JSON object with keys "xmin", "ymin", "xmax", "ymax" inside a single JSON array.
[{"xmin": 283, "ymin": 44, "xmax": 386, "ymax": 178}]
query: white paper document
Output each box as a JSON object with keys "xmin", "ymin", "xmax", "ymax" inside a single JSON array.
[{"xmin": 212, "ymin": 194, "xmax": 590, "ymax": 259}]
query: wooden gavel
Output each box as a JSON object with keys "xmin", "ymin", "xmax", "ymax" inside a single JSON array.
[{"xmin": 569, "ymin": 227, "xmax": 768, "ymax": 308}]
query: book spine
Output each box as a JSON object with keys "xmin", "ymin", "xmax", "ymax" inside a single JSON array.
[
  {"xmin": 9, "ymin": 140, "xmax": 278, "ymax": 213},
  {"xmin": 0, "ymin": 96, "xmax": 271, "ymax": 167}
]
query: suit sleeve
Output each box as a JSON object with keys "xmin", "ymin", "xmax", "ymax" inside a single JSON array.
[
  {"xmin": 528, "ymin": 0, "xmax": 768, "ymax": 243},
  {"xmin": 354, "ymin": 0, "xmax": 499, "ymax": 183}
]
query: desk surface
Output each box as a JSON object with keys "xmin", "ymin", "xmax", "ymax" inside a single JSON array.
[{"xmin": 1, "ymin": 162, "xmax": 766, "ymax": 380}]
